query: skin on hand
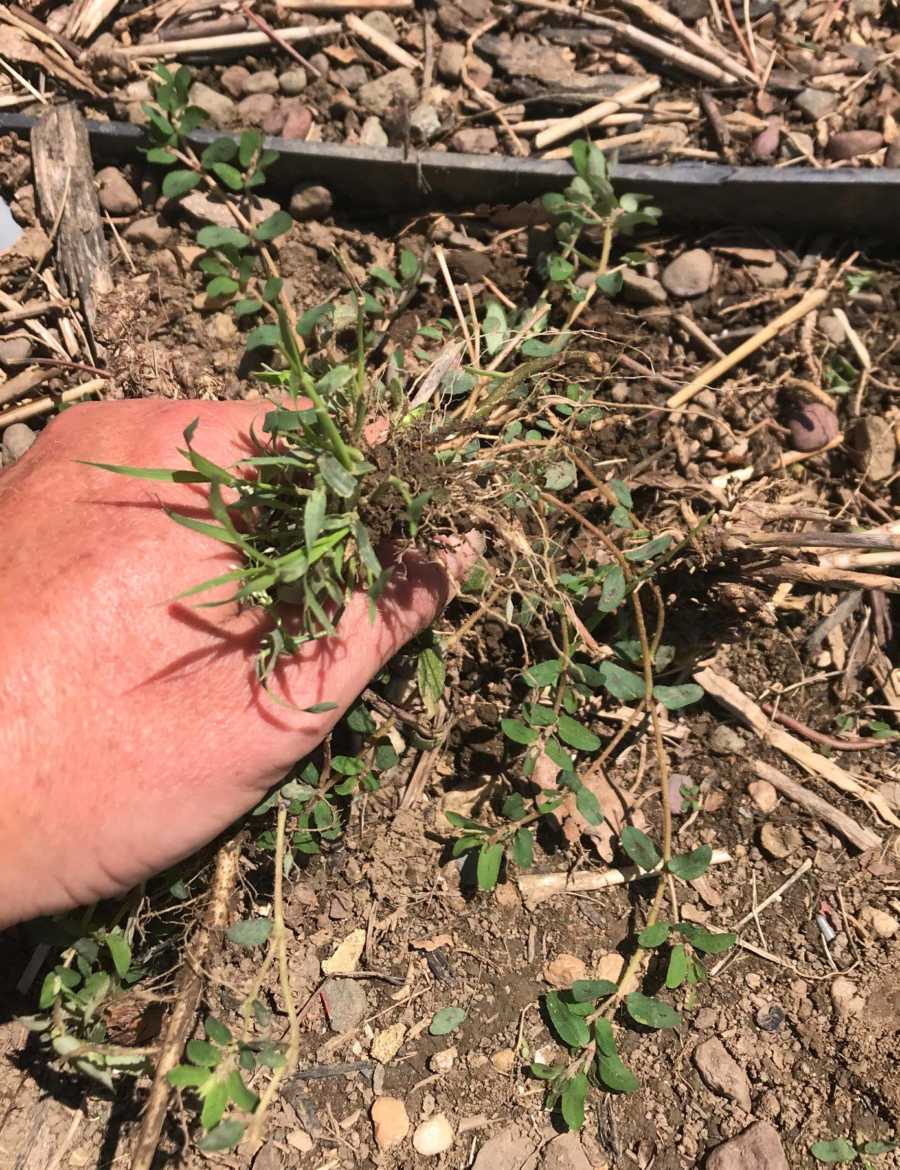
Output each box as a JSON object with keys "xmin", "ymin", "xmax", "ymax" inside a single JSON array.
[{"xmin": 0, "ymin": 399, "xmax": 478, "ymax": 929}]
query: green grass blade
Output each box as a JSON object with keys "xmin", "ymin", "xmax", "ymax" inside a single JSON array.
[{"xmin": 79, "ymin": 461, "xmax": 207, "ymax": 483}]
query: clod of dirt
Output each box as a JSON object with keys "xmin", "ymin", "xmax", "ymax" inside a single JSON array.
[
  {"xmin": 252, "ymin": 1141, "xmax": 283, "ymax": 1170},
  {"xmin": 693, "ymin": 1037, "xmax": 752, "ymax": 1112},
  {"xmin": 413, "ymin": 1113, "xmax": 455, "ymax": 1157},
  {"xmin": 541, "ymin": 1132, "xmax": 593, "ymax": 1170},
  {"xmin": 181, "ymin": 189, "xmax": 280, "ymax": 230},
  {"xmin": 707, "ymin": 1121, "xmax": 789, "ymax": 1170},
  {"xmin": 320, "ymin": 977, "xmax": 368, "ymax": 1032},
  {"xmin": 543, "ymin": 953, "xmax": 587, "ymax": 988},
  {"xmin": 371, "ymin": 1022, "xmax": 406, "ymax": 1064},
  {"xmin": 472, "ymin": 1125, "xmax": 538, "ymax": 1170},
  {"xmin": 758, "ymin": 823, "xmax": 802, "ymax": 860},
  {"xmin": 290, "ymin": 183, "xmax": 334, "ymax": 222},
  {"xmin": 789, "ymin": 403, "xmax": 840, "ymax": 452},
  {"xmin": 748, "ymin": 780, "xmax": 778, "ymax": 812},
  {"xmin": 491, "ymin": 1048, "xmax": 516, "ymax": 1074},
  {"xmin": 709, "ymin": 725, "xmax": 746, "ymax": 755},
  {"xmin": 430, "ymin": 1046, "xmax": 457, "ymax": 1073},
  {"xmin": 846, "ymin": 416, "xmax": 897, "ymax": 482},
  {"xmin": 372, "ymin": 1097, "xmax": 410, "ymax": 1150},
  {"xmin": 322, "ymin": 927, "xmax": 365, "ymax": 974},
  {"xmin": 594, "ymin": 951, "xmax": 639, "ymax": 993},
  {"xmin": 661, "ymin": 248, "xmax": 714, "ymax": 297},
  {"xmin": 859, "ymin": 906, "xmax": 899, "ymax": 939},
  {"xmin": 830, "ymin": 976, "xmax": 864, "ymax": 1017}
]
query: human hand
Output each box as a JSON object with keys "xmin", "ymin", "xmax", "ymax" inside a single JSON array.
[{"xmin": 0, "ymin": 398, "xmax": 476, "ymax": 928}]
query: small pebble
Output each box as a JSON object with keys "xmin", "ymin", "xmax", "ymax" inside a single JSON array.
[
  {"xmin": 96, "ymin": 166, "xmax": 140, "ymax": 215},
  {"xmin": 2, "ymin": 423, "xmax": 37, "ymax": 462},
  {"xmin": 189, "ymin": 80, "xmax": 236, "ymax": 126},
  {"xmin": 794, "ymin": 88, "xmax": 837, "ymax": 121},
  {"xmin": 819, "ymin": 313, "xmax": 846, "ymax": 345},
  {"xmin": 430, "ymin": 1046, "xmax": 457, "ymax": 1073},
  {"xmin": 709, "ymin": 725, "xmax": 745, "ymax": 755},
  {"xmin": 363, "ymin": 10, "xmax": 397, "ymax": 39},
  {"xmin": 755, "ymin": 1004, "xmax": 784, "ymax": 1032},
  {"xmin": 491, "ymin": 1047, "xmax": 516, "ymax": 1074},
  {"xmin": 220, "ymin": 65, "xmax": 250, "ymax": 99},
  {"xmin": 279, "ymin": 67, "xmax": 308, "ymax": 95},
  {"xmin": 860, "ymin": 906, "xmax": 898, "ymax": 939},
  {"xmin": 371, "ymin": 1097, "xmax": 409, "ymax": 1150},
  {"xmin": 290, "ymin": 183, "xmax": 333, "ymax": 221},
  {"xmin": 661, "ymin": 248, "xmax": 714, "ymax": 297},
  {"xmin": 242, "ymin": 69, "xmax": 279, "ymax": 95},
  {"xmin": 282, "ymin": 103, "xmax": 313, "ymax": 140},
  {"xmin": 789, "ymin": 402, "xmax": 839, "ymax": 451},
  {"xmin": 543, "ymin": 953, "xmax": 587, "ymax": 988},
  {"xmin": 123, "ymin": 215, "xmax": 172, "ymax": 247},
  {"xmin": 0, "ymin": 336, "xmax": 33, "ymax": 364},
  {"xmin": 748, "ymin": 780, "xmax": 778, "ymax": 813},
  {"xmin": 846, "ymin": 416, "xmax": 896, "ymax": 482},
  {"xmin": 413, "ymin": 1114, "xmax": 454, "ymax": 1157}
]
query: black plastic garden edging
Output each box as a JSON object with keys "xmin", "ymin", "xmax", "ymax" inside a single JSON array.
[{"xmin": 2, "ymin": 111, "xmax": 898, "ymax": 235}]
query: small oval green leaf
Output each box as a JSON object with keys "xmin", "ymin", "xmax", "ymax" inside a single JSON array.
[{"xmin": 429, "ymin": 1006, "xmax": 467, "ymax": 1036}]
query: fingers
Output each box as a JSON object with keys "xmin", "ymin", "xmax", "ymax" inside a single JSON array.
[{"xmin": 226, "ymin": 533, "xmax": 483, "ymax": 782}]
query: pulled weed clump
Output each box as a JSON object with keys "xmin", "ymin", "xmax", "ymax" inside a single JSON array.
[{"xmin": 23, "ymin": 65, "xmax": 736, "ymax": 1155}]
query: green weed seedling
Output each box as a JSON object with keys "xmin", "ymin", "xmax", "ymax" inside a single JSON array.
[{"xmin": 812, "ymin": 1138, "xmax": 898, "ymax": 1168}]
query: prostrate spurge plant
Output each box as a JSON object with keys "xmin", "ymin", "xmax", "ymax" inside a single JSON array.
[{"xmin": 25, "ymin": 64, "xmax": 736, "ymax": 1151}]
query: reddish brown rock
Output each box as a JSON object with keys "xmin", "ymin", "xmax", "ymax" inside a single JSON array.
[{"xmin": 789, "ymin": 402, "xmax": 839, "ymax": 451}]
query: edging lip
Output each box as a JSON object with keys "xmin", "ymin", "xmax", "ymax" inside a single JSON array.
[{"xmin": 2, "ymin": 111, "xmax": 898, "ymax": 234}]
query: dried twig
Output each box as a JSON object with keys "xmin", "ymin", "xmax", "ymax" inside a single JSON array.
[
  {"xmin": 534, "ymin": 75, "xmax": 659, "ymax": 150},
  {"xmin": 239, "ymin": 2, "xmax": 322, "ymax": 78},
  {"xmin": 345, "ymin": 11, "xmax": 418, "ymax": 69},
  {"xmin": 517, "ymin": 849, "xmax": 733, "ymax": 910},
  {"xmin": 759, "ymin": 703, "xmax": 893, "ymax": 752},
  {"xmin": 0, "ymin": 378, "xmax": 105, "ymax": 425},
  {"xmin": 752, "ymin": 760, "xmax": 881, "ymax": 852},
  {"xmin": 695, "ymin": 667, "xmax": 900, "ymax": 829},
  {"xmin": 751, "ymin": 563, "xmax": 900, "ymax": 595},
  {"xmin": 667, "ymin": 288, "xmax": 828, "ymax": 409},
  {"xmin": 116, "ymin": 22, "xmax": 340, "ymax": 58},
  {"xmin": 710, "ymin": 433, "xmax": 843, "ymax": 490},
  {"xmin": 614, "ymin": 0, "xmax": 756, "ymax": 84},
  {"xmin": 516, "ymin": 0, "xmax": 741, "ymax": 86},
  {"xmin": 277, "ymin": 0, "xmax": 411, "ymax": 9},
  {"xmin": 131, "ymin": 838, "xmax": 242, "ymax": 1170}
]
